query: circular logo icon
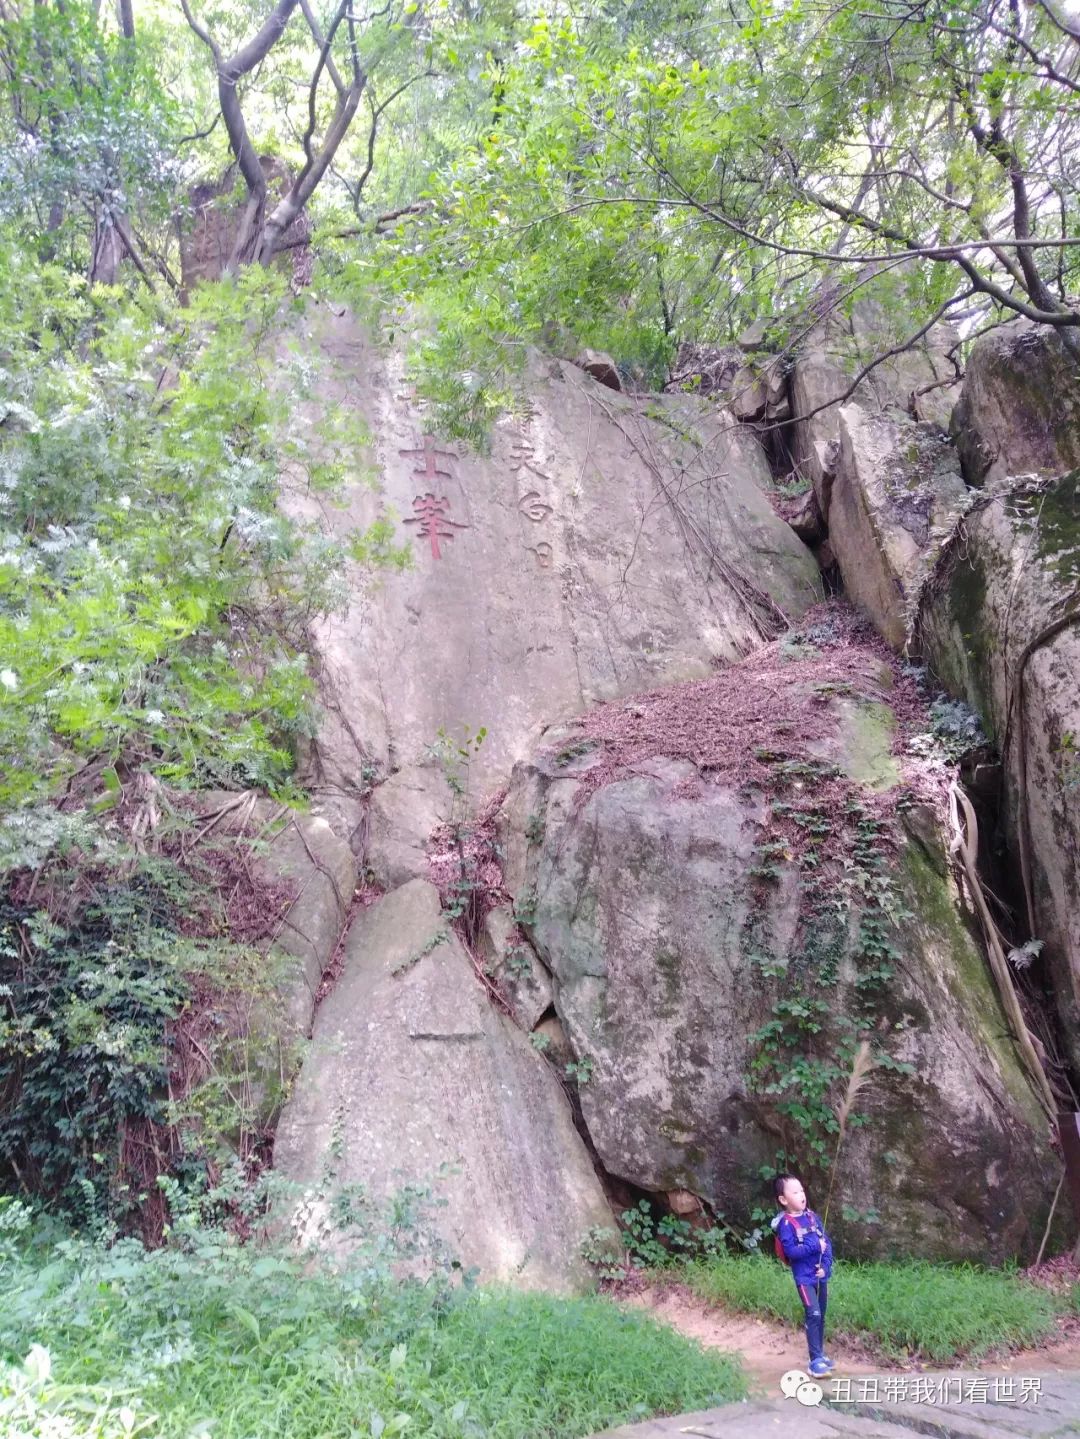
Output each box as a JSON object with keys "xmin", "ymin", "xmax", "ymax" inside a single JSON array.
[
  {"xmin": 780, "ymin": 1369, "xmax": 810, "ymax": 1398},
  {"xmin": 795, "ymin": 1380, "xmax": 824, "ymax": 1407}
]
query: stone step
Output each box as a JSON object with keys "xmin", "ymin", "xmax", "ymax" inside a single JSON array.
[
  {"xmin": 587, "ymin": 1399, "xmax": 936, "ymax": 1439},
  {"xmin": 585, "ymin": 1375, "xmax": 1080, "ymax": 1439}
]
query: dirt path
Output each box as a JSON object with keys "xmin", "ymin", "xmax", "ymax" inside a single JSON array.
[{"xmin": 620, "ymin": 1282, "xmax": 1080, "ymax": 1397}]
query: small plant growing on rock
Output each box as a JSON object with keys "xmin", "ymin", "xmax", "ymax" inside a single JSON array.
[
  {"xmin": 564, "ymin": 1055, "xmax": 594, "ymax": 1085},
  {"xmin": 512, "ymin": 886, "xmax": 538, "ymax": 926},
  {"xmin": 504, "ymin": 941, "xmax": 534, "ymax": 980},
  {"xmin": 585, "ymin": 1199, "xmax": 733, "ymax": 1273},
  {"xmin": 580, "ymin": 1225, "xmax": 626, "ymax": 1281}
]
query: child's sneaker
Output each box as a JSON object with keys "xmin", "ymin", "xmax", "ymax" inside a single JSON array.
[
  {"xmin": 808, "ymin": 1358, "xmax": 832, "ymax": 1377},
  {"xmin": 819, "ymin": 1356, "xmax": 836, "ymax": 1370}
]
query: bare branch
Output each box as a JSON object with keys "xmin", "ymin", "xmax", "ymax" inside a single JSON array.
[
  {"xmin": 301, "ymin": 0, "xmax": 350, "ymax": 169},
  {"xmin": 224, "ymin": 0, "xmax": 301, "ymax": 82},
  {"xmin": 298, "ymin": 0, "xmax": 345, "ymax": 95}
]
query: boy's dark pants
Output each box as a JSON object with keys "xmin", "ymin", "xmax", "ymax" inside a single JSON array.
[{"xmin": 796, "ymin": 1279, "xmax": 828, "ymax": 1362}]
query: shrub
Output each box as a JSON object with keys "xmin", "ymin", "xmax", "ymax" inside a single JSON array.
[{"xmin": 0, "ymin": 1198, "xmax": 746, "ymax": 1439}]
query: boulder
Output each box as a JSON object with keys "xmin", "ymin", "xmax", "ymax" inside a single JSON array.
[
  {"xmin": 273, "ymin": 879, "xmax": 612, "ymax": 1289},
  {"xmin": 729, "ymin": 365, "xmax": 768, "ymax": 421},
  {"xmin": 502, "ymin": 623, "xmax": 1056, "ymax": 1261},
  {"xmin": 666, "ymin": 344, "xmax": 743, "ymax": 397},
  {"xmin": 790, "ymin": 284, "xmax": 957, "ymax": 503},
  {"xmin": 918, "ymin": 470, "xmax": 1080, "ymax": 1070},
  {"xmin": 282, "ymin": 309, "xmax": 821, "ymax": 881},
  {"xmin": 478, "ymin": 904, "xmax": 554, "ymax": 1031},
  {"xmin": 827, "ymin": 407, "xmax": 969, "ymax": 649},
  {"xmin": 781, "ymin": 488, "xmax": 825, "ymax": 547},
  {"xmin": 950, "ymin": 319, "xmax": 1080, "ymax": 485},
  {"xmin": 738, "ymin": 318, "xmax": 777, "ymax": 352},
  {"xmin": 575, "ymin": 349, "xmax": 623, "ymax": 391},
  {"xmin": 365, "ymin": 768, "xmax": 445, "ymax": 888}
]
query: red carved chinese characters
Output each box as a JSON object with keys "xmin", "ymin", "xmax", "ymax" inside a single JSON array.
[
  {"xmin": 403, "ymin": 493, "xmax": 467, "ymax": 560},
  {"xmin": 399, "ymin": 434, "xmax": 456, "ymax": 484},
  {"xmin": 399, "ymin": 435, "xmax": 467, "ymax": 560}
]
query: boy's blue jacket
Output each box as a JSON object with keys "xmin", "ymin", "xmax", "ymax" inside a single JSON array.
[{"xmin": 771, "ymin": 1208, "xmax": 833, "ymax": 1285}]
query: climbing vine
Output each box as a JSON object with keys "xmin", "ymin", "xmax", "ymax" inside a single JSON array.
[{"xmin": 744, "ymin": 769, "xmax": 915, "ymax": 1176}]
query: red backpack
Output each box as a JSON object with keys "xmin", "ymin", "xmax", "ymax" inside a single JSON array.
[{"xmin": 774, "ymin": 1214, "xmax": 812, "ymax": 1265}]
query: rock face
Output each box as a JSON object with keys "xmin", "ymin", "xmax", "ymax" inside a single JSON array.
[
  {"xmin": 788, "ymin": 285, "xmax": 957, "ymax": 500},
  {"xmin": 828, "ymin": 407, "xmax": 968, "ymax": 648},
  {"xmin": 478, "ymin": 905, "xmax": 553, "ymax": 1031},
  {"xmin": 950, "ymin": 320, "xmax": 1080, "ymax": 484},
  {"xmin": 261, "ymin": 301, "xmax": 1075, "ymax": 1281},
  {"xmin": 500, "ymin": 627, "xmax": 1055, "ymax": 1261},
  {"xmin": 273, "ymin": 879, "xmax": 612, "ymax": 1290},
  {"xmin": 918, "ymin": 470, "xmax": 1080, "ymax": 1069},
  {"xmin": 288, "ymin": 308, "xmax": 821, "ymax": 881}
]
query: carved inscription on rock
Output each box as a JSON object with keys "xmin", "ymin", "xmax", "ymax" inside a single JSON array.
[
  {"xmin": 510, "ymin": 435, "xmax": 556, "ymax": 569},
  {"xmin": 403, "ymin": 494, "xmax": 467, "ymax": 560},
  {"xmin": 519, "ymin": 491, "xmax": 553, "ymax": 523},
  {"xmin": 399, "ymin": 436, "xmax": 467, "ymax": 560}
]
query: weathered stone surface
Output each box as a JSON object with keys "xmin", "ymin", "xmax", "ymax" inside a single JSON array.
[
  {"xmin": 273, "ymin": 879, "xmax": 612, "ymax": 1289},
  {"xmin": 828, "ymin": 407, "xmax": 969, "ymax": 649},
  {"xmin": 365, "ymin": 768, "xmax": 445, "ymax": 889},
  {"xmin": 504, "ymin": 640, "xmax": 1054, "ymax": 1261},
  {"xmin": 478, "ymin": 905, "xmax": 553, "ymax": 1031},
  {"xmin": 790, "ymin": 289, "xmax": 957, "ymax": 502},
  {"xmin": 784, "ymin": 488, "xmax": 826, "ymax": 547},
  {"xmin": 918, "ymin": 470, "xmax": 1080, "ymax": 1069},
  {"xmin": 284, "ymin": 309, "xmax": 821, "ymax": 881},
  {"xmin": 666, "ymin": 343, "xmax": 743, "ymax": 397},
  {"xmin": 738, "ymin": 317, "xmax": 776, "ymax": 352},
  {"xmin": 729, "ymin": 365, "xmax": 768, "ymax": 420},
  {"xmin": 950, "ymin": 318, "xmax": 1080, "ymax": 485},
  {"xmin": 258, "ymin": 810, "xmax": 356, "ymax": 1036},
  {"xmin": 576, "ymin": 348, "xmax": 623, "ymax": 390}
]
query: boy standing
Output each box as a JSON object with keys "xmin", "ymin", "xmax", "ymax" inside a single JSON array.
[{"xmin": 770, "ymin": 1173, "xmax": 834, "ymax": 1377}]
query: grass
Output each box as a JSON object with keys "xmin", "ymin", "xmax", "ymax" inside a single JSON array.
[
  {"xmin": 0, "ymin": 1227, "xmax": 746, "ymax": 1439},
  {"xmin": 684, "ymin": 1253, "xmax": 1061, "ymax": 1363}
]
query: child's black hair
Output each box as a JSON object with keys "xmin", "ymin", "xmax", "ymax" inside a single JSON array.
[{"xmin": 774, "ymin": 1173, "xmax": 798, "ymax": 1202}]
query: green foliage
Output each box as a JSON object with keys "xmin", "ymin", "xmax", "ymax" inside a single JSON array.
[
  {"xmin": 686, "ymin": 1253, "xmax": 1060, "ymax": 1362},
  {"xmin": 563, "ymin": 1054, "xmax": 594, "ymax": 1086},
  {"xmin": 0, "ymin": 0, "xmax": 181, "ymax": 264},
  {"xmin": 0, "ymin": 257, "xmax": 369, "ymax": 815},
  {"xmin": 360, "ymin": 0, "xmax": 1080, "ymax": 434},
  {"xmin": 427, "ymin": 724, "xmax": 487, "ymax": 808},
  {"xmin": 0, "ymin": 838, "xmax": 297, "ymax": 1224},
  {"xmin": 511, "ymin": 886, "xmax": 538, "ymax": 927},
  {"xmin": 0, "ymin": 884, "xmax": 185, "ymax": 1222},
  {"xmin": 0, "ymin": 1199, "xmax": 746, "ymax": 1439},
  {"xmin": 1, "ymin": 1342, "xmax": 154, "ymax": 1439},
  {"xmin": 582, "ymin": 1199, "xmax": 735, "ymax": 1278},
  {"xmin": 744, "ymin": 765, "xmax": 915, "ymax": 1176}
]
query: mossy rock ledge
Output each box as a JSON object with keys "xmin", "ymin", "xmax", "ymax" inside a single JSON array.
[
  {"xmin": 499, "ymin": 639, "xmax": 1056, "ymax": 1263},
  {"xmin": 918, "ymin": 467, "xmax": 1080, "ymax": 1073}
]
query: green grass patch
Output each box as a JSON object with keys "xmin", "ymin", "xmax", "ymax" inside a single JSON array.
[
  {"xmin": 685, "ymin": 1253, "xmax": 1060, "ymax": 1363},
  {"xmin": 1, "ymin": 1226, "xmax": 745, "ymax": 1439}
]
